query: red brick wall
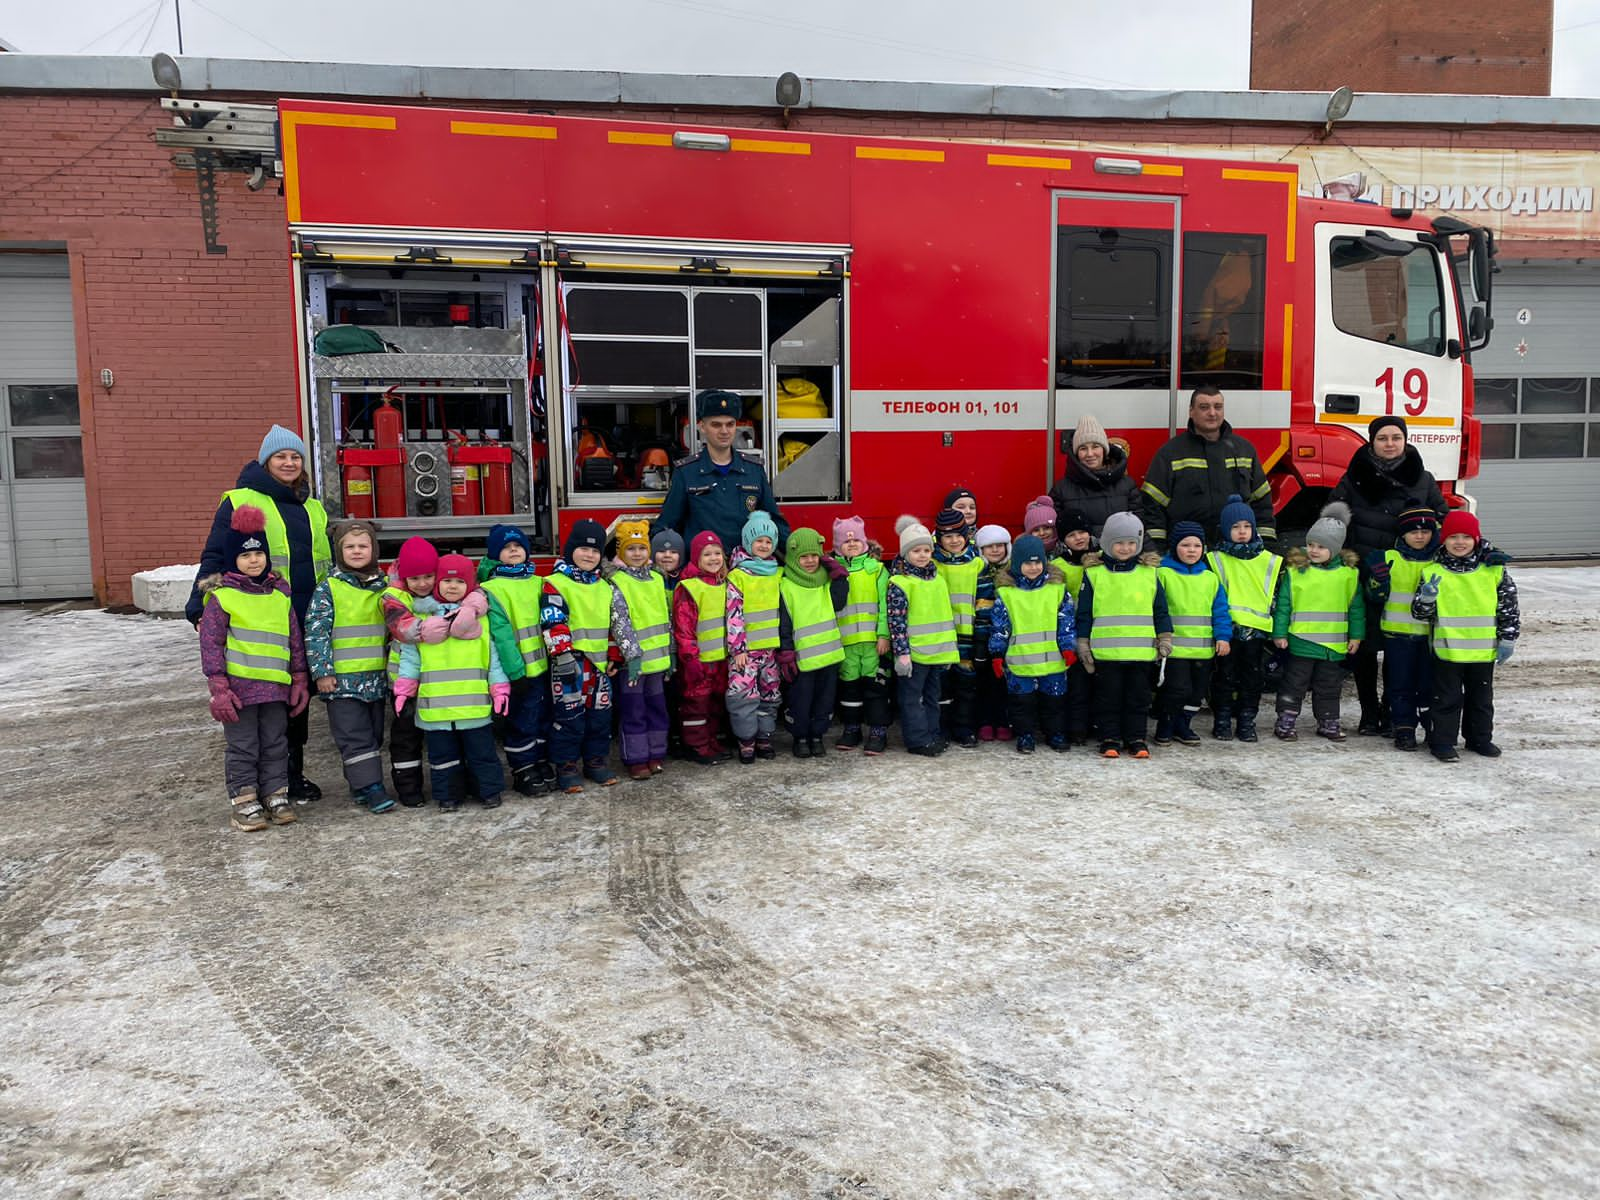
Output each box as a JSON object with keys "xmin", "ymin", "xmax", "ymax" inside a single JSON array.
[
  {"xmin": 0, "ymin": 95, "xmax": 299, "ymax": 604},
  {"xmin": 1250, "ymin": 0, "xmax": 1553, "ymax": 95},
  {"xmin": 4, "ymin": 88, "xmax": 1597, "ymax": 602}
]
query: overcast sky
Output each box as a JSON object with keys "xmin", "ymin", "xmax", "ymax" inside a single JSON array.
[{"xmin": 6, "ymin": 0, "xmax": 1600, "ymax": 96}]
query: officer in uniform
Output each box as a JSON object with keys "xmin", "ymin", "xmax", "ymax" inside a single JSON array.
[{"xmin": 654, "ymin": 389, "xmax": 790, "ymax": 552}]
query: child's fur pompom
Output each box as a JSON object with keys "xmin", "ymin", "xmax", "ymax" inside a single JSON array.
[
  {"xmin": 1318, "ymin": 499, "xmax": 1353, "ymax": 526},
  {"xmin": 230, "ymin": 504, "xmax": 268, "ymax": 534},
  {"xmin": 894, "ymin": 514, "xmax": 922, "ymax": 536}
]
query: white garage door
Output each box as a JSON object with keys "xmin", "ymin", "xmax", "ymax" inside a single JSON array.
[
  {"xmin": 0, "ymin": 254, "xmax": 93, "ymax": 601},
  {"xmin": 1469, "ymin": 262, "xmax": 1600, "ymax": 558}
]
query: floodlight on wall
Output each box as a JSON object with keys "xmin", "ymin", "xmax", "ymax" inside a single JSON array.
[
  {"xmin": 1323, "ymin": 86, "xmax": 1354, "ymax": 137},
  {"xmin": 776, "ymin": 71, "xmax": 802, "ymax": 127},
  {"xmin": 151, "ymin": 53, "xmax": 182, "ymax": 93}
]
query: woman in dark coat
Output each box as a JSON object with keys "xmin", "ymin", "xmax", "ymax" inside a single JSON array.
[
  {"xmin": 1049, "ymin": 414, "xmax": 1138, "ymax": 540},
  {"xmin": 1327, "ymin": 414, "xmax": 1447, "ymax": 734},
  {"xmin": 187, "ymin": 424, "xmax": 333, "ymax": 802}
]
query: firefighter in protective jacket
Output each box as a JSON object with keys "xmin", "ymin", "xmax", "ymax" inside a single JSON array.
[{"xmin": 1138, "ymin": 385, "xmax": 1276, "ymax": 550}]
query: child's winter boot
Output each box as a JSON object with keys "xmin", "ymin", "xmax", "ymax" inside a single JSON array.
[
  {"xmin": 537, "ymin": 760, "xmax": 560, "ymax": 791},
  {"xmin": 557, "ymin": 761, "xmax": 585, "ymax": 793},
  {"xmin": 1393, "ymin": 727, "xmax": 1418, "ymax": 752},
  {"xmin": 994, "ymin": 725, "xmax": 1014, "ymax": 742},
  {"xmin": 1173, "ymin": 713, "xmax": 1201, "ymax": 747},
  {"xmin": 512, "ymin": 763, "xmax": 546, "ymax": 796},
  {"xmin": 584, "ymin": 759, "xmax": 620, "ymax": 786},
  {"xmin": 1127, "ymin": 740, "xmax": 1151, "ymax": 759},
  {"xmin": 1098, "ymin": 739, "xmax": 1121, "ymax": 759},
  {"xmin": 738, "ymin": 739, "xmax": 757, "ymax": 766},
  {"xmin": 1315, "ymin": 719, "xmax": 1346, "ymax": 742},
  {"xmin": 1153, "ymin": 713, "xmax": 1174, "ymax": 745},
  {"xmin": 231, "ymin": 791, "xmax": 270, "ymax": 832},
  {"xmin": 755, "ymin": 737, "xmax": 775, "ymax": 760},
  {"xmin": 1430, "ymin": 743, "xmax": 1460, "ymax": 763},
  {"xmin": 864, "ymin": 726, "xmax": 888, "ymax": 756},
  {"xmin": 836, "ymin": 724, "xmax": 863, "ymax": 751},
  {"xmin": 1047, "ymin": 733, "xmax": 1069, "ymax": 753},
  {"xmin": 628, "ymin": 762, "xmax": 652, "ymax": 781},
  {"xmin": 264, "ymin": 789, "xmax": 297, "ymax": 825},
  {"xmin": 1466, "ymin": 740, "xmax": 1503, "ymax": 758},
  {"xmin": 807, "ymin": 737, "xmax": 825, "ymax": 757},
  {"xmin": 977, "ymin": 725, "xmax": 995, "ymax": 742},
  {"xmin": 1211, "ymin": 708, "xmax": 1234, "ymax": 740},
  {"xmin": 1235, "ymin": 709, "xmax": 1259, "ymax": 743},
  {"xmin": 355, "ymin": 782, "xmax": 397, "ymax": 814},
  {"xmin": 1015, "ymin": 732, "xmax": 1036, "ymax": 754},
  {"xmin": 1273, "ymin": 711, "xmax": 1298, "ymax": 741}
]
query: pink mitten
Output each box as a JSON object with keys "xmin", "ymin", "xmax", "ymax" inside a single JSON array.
[
  {"xmin": 450, "ymin": 590, "xmax": 488, "ymax": 639},
  {"xmin": 490, "ymin": 682, "xmax": 511, "ymax": 716},
  {"xmin": 207, "ymin": 675, "xmax": 241, "ymax": 724},
  {"xmin": 777, "ymin": 650, "xmax": 799, "ymax": 683},
  {"xmin": 418, "ymin": 616, "xmax": 450, "ymax": 644},
  {"xmin": 392, "ymin": 675, "xmax": 418, "ymax": 716},
  {"xmin": 288, "ymin": 673, "xmax": 310, "ymax": 717}
]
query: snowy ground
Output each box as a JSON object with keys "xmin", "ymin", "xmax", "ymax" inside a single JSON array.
[{"xmin": 1, "ymin": 569, "xmax": 1596, "ymax": 1199}]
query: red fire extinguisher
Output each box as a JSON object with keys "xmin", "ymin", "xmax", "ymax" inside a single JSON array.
[
  {"xmin": 372, "ymin": 390, "xmax": 408, "ymax": 520},
  {"xmin": 449, "ymin": 443, "xmax": 483, "ymax": 517},
  {"xmin": 341, "ymin": 454, "xmax": 374, "ymax": 519},
  {"xmin": 479, "ymin": 441, "xmax": 513, "ymax": 516}
]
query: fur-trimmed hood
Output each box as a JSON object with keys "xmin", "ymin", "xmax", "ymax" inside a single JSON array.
[
  {"xmin": 1286, "ymin": 546, "xmax": 1361, "ymax": 570},
  {"xmin": 199, "ymin": 569, "xmax": 289, "ymax": 596},
  {"xmin": 1346, "ymin": 442, "xmax": 1427, "ymax": 502},
  {"xmin": 995, "ymin": 562, "xmax": 1067, "ymax": 590}
]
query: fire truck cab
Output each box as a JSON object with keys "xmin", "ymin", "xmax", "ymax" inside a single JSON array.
[{"xmin": 280, "ymin": 98, "xmax": 1493, "ymax": 549}]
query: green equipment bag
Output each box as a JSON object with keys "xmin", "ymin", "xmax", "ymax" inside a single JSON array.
[{"xmin": 314, "ymin": 325, "xmax": 389, "ymax": 356}]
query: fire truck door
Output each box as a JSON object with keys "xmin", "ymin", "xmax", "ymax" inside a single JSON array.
[{"xmin": 1051, "ymin": 193, "xmax": 1181, "ymax": 477}]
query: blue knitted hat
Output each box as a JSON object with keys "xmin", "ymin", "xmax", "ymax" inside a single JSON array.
[
  {"xmin": 258, "ymin": 423, "xmax": 308, "ymax": 464},
  {"xmin": 1011, "ymin": 534, "xmax": 1047, "ymax": 568},
  {"xmin": 742, "ymin": 509, "xmax": 779, "ymax": 553},
  {"xmin": 486, "ymin": 523, "xmax": 531, "ymax": 562},
  {"xmin": 1219, "ymin": 494, "xmax": 1255, "ymax": 538},
  {"xmin": 1171, "ymin": 520, "xmax": 1207, "ymax": 548}
]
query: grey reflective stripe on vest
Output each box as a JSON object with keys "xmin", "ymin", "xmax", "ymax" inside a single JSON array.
[
  {"xmin": 1383, "ymin": 592, "xmax": 1427, "ymax": 632},
  {"xmin": 568, "ymin": 626, "xmax": 608, "ymax": 645},
  {"xmin": 514, "ymin": 624, "xmax": 548, "ymax": 665},
  {"xmin": 332, "ymin": 622, "xmax": 384, "ymax": 639},
  {"xmin": 1437, "ymin": 615, "xmax": 1497, "ymax": 652},
  {"xmin": 744, "ymin": 607, "xmax": 778, "ymax": 626},
  {"xmin": 1170, "ymin": 618, "xmax": 1211, "ymax": 649},
  {"xmin": 696, "ymin": 617, "xmax": 725, "ymax": 653},
  {"xmin": 1437, "ymin": 636, "xmax": 1497, "ymax": 650},
  {"xmin": 634, "ymin": 622, "xmax": 669, "ymax": 640},
  {"xmin": 948, "ymin": 591, "xmax": 974, "ymax": 608},
  {"xmin": 419, "ymin": 667, "xmax": 486, "ymax": 683},
  {"xmin": 794, "ymin": 619, "xmax": 837, "ymax": 640},
  {"xmin": 1293, "ymin": 610, "xmax": 1346, "ymax": 621},
  {"xmin": 333, "ymin": 646, "xmax": 382, "ymax": 663},
  {"xmin": 230, "ymin": 627, "xmax": 290, "ymax": 649},
  {"xmin": 639, "ymin": 643, "xmax": 672, "ymax": 666},
  {"xmin": 1007, "ymin": 629, "xmax": 1056, "ymax": 665},
  {"xmin": 270, "ymin": 554, "xmax": 291, "ymax": 574},
  {"xmin": 418, "ymin": 665, "xmax": 490, "ymax": 711},
  {"xmin": 226, "ymin": 649, "xmax": 289, "ymax": 671},
  {"xmin": 1294, "ymin": 631, "xmax": 1347, "ymax": 645}
]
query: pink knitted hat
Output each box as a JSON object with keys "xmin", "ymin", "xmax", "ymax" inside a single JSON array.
[
  {"xmin": 1023, "ymin": 495, "xmax": 1056, "ymax": 532},
  {"xmin": 832, "ymin": 515, "xmax": 866, "ymax": 553}
]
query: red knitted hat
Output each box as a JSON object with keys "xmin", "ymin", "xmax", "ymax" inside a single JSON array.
[
  {"xmin": 393, "ymin": 536, "xmax": 439, "ymax": 580},
  {"xmin": 433, "ymin": 553, "xmax": 478, "ymax": 600},
  {"xmin": 1441, "ymin": 511, "xmax": 1481, "ymax": 542}
]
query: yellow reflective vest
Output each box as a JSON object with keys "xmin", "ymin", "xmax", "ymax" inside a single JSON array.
[
  {"xmin": 480, "ymin": 575, "xmax": 550, "ymax": 679},
  {"xmin": 1085, "ymin": 564, "xmax": 1158, "ymax": 662},
  {"xmin": 326, "ymin": 577, "xmax": 386, "ymax": 675},
  {"xmin": 210, "ymin": 586, "xmax": 293, "ymax": 684},
  {"xmin": 1285, "ymin": 564, "xmax": 1360, "ymax": 655},
  {"xmin": 732, "ymin": 569, "xmax": 782, "ymax": 651},
  {"xmin": 936, "ymin": 556, "xmax": 982, "ymax": 638},
  {"xmin": 1157, "ymin": 567, "xmax": 1219, "ymax": 660},
  {"xmin": 546, "ymin": 572, "xmax": 614, "ymax": 667},
  {"xmin": 780, "ymin": 579, "xmax": 845, "ymax": 670},
  {"xmin": 1207, "ymin": 548, "xmax": 1282, "ymax": 634},
  {"xmin": 887, "ymin": 573, "xmax": 959, "ymax": 666},
  {"xmin": 1380, "ymin": 551, "xmax": 1431, "ymax": 637},
  {"xmin": 1420, "ymin": 563, "xmax": 1502, "ymax": 663},
  {"xmin": 679, "ymin": 576, "xmax": 727, "ymax": 663},
  {"xmin": 996, "ymin": 581, "xmax": 1066, "ymax": 677},
  {"xmin": 415, "ymin": 627, "xmax": 491, "ymax": 725},
  {"xmin": 611, "ymin": 569, "xmax": 672, "ymax": 675}
]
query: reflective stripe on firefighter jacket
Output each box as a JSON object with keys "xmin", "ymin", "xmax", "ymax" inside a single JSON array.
[
  {"xmin": 1421, "ymin": 564, "xmax": 1502, "ymax": 663},
  {"xmin": 679, "ymin": 576, "xmax": 727, "ymax": 663},
  {"xmin": 936, "ymin": 557, "xmax": 982, "ymax": 638},
  {"xmin": 1207, "ymin": 549, "xmax": 1282, "ymax": 634},
  {"xmin": 1156, "ymin": 567, "xmax": 1219, "ymax": 660},
  {"xmin": 546, "ymin": 572, "xmax": 614, "ymax": 667},
  {"xmin": 480, "ymin": 575, "xmax": 550, "ymax": 679},
  {"xmin": 610, "ymin": 570, "xmax": 671, "ymax": 675},
  {"xmin": 223, "ymin": 487, "xmax": 332, "ymax": 585},
  {"xmin": 838, "ymin": 566, "xmax": 882, "ymax": 645},
  {"xmin": 1380, "ymin": 552, "xmax": 1431, "ymax": 637},
  {"xmin": 1085, "ymin": 564, "xmax": 1157, "ymax": 662},
  {"xmin": 780, "ymin": 579, "xmax": 845, "ymax": 671},
  {"xmin": 1286, "ymin": 565, "xmax": 1360, "ymax": 654},
  {"xmin": 995, "ymin": 582, "xmax": 1066, "ymax": 677},
  {"xmin": 326, "ymin": 577, "xmax": 386, "ymax": 674},
  {"xmin": 733, "ymin": 569, "xmax": 782, "ymax": 651},
  {"xmin": 887, "ymin": 574, "xmax": 959, "ymax": 666},
  {"xmin": 382, "ymin": 585, "xmax": 414, "ymax": 685},
  {"xmin": 416, "ymin": 627, "xmax": 491, "ymax": 724},
  {"xmin": 210, "ymin": 586, "xmax": 293, "ymax": 684}
]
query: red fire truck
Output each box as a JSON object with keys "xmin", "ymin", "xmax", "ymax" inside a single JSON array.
[{"xmin": 278, "ymin": 97, "xmax": 1495, "ymax": 550}]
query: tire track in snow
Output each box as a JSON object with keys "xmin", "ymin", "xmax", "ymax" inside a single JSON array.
[{"xmin": 0, "ymin": 845, "xmax": 119, "ymax": 967}]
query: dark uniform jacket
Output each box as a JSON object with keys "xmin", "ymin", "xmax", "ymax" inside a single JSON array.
[
  {"xmin": 1138, "ymin": 420, "xmax": 1274, "ymax": 549},
  {"xmin": 1327, "ymin": 443, "xmax": 1447, "ymax": 563},
  {"xmin": 652, "ymin": 447, "xmax": 790, "ymax": 552}
]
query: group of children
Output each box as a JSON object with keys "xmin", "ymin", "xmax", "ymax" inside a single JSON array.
[{"xmin": 199, "ymin": 484, "xmax": 1521, "ymax": 830}]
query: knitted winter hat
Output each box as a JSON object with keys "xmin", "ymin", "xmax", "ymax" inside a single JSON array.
[
  {"xmin": 225, "ymin": 504, "xmax": 270, "ymax": 564},
  {"xmin": 486, "ymin": 523, "xmax": 532, "ymax": 562},
  {"xmin": 1011, "ymin": 535, "xmax": 1047, "ymax": 568},
  {"xmin": 563, "ymin": 518, "xmax": 606, "ymax": 560},
  {"xmin": 330, "ymin": 519, "xmax": 380, "ymax": 572},
  {"xmin": 257, "ymin": 423, "xmax": 308, "ymax": 464},
  {"xmin": 935, "ymin": 507, "xmax": 967, "ymax": 535},
  {"xmin": 1099, "ymin": 510, "xmax": 1145, "ymax": 555},
  {"xmin": 895, "ymin": 514, "xmax": 934, "ymax": 556},
  {"xmin": 613, "ymin": 518, "xmax": 651, "ymax": 553},
  {"xmin": 975, "ymin": 523, "xmax": 1011, "ymax": 550},
  {"xmin": 942, "ymin": 486, "xmax": 976, "ymax": 511},
  {"xmin": 832, "ymin": 515, "xmax": 867, "ymax": 554},
  {"xmin": 786, "ymin": 527, "xmax": 824, "ymax": 559},
  {"xmin": 1059, "ymin": 508, "xmax": 1091, "ymax": 537},
  {"xmin": 1306, "ymin": 500, "xmax": 1353, "ymax": 553},
  {"xmin": 741, "ymin": 509, "xmax": 779, "ymax": 553},
  {"xmin": 433, "ymin": 553, "xmax": 478, "ymax": 600},
  {"xmin": 1072, "ymin": 413, "xmax": 1109, "ymax": 454},
  {"xmin": 1023, "ymin": 495, "xmax": 1056, "ymax": 532},
  {"xmin": 689, "ymin": 530, "xmax": 724, "ymax": 569},
  {"xmin": 1219, "ymin": 494, "xmax": 1256, "ymax": 537},
  {"xmin": 1441, "ymin": 510, "xmax": 1482, "ymax": 542},
  {"xmin": 393, "ymin": 535, "xmax": 439, "ymax": 581},
  {"xmin": 651, "ymin": 529, "xmax": 685, "ymax": 561},
  {"xmin": 1171, "ymin": 520, "xmax": 1206, "ymax": 550},
  {"xmin": 1397, "ymin": 504, "xmax": 1440, "ymax": 534},
  {"xmin": 1368, "ymin": 414, "xmax": 1409, "ymax": 441}
]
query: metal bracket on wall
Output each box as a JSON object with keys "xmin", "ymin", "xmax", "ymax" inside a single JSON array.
[
  {"xmin": 194, "ymin": 151, "xmax": 226, "ymax": 255},
  {"xmin": 155, "ymin": 96, "xmax": 281, "ymax": 258}
]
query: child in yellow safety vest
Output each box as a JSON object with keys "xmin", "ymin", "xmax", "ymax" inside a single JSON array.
[
  {"xmin": 1271, "ymin": 502, "xmax": 1364, "ymax": 742},
  {"xmin": 393, "ymin": 554, "xmax": 509, "ymax": 811},
  {"xmin": 542, "ymin": 519, "xmax": 642, "ymax": 792},
  {"xmin": 972, "ymin": 524, "xmax": 1012, "ymax": 742},
  {"xmin": 1207, "ymin": 494, "xmax": 1283, "ymax": 744},
  {"xmin": 1410, "ymin": 510, "xmax": 1520, "ymax": 763},
  {"xmin": 888, "ymin": 516, "xmax": 960, "ymax": 757},
  {"xmin": 776, "ymin": 527, "xmax": 848, "ymax": 757},
  {"xmin": 305, "ymin": 519, "xmax": 396, "ymax": 814},
  {"xmin": 1362, "ymin": 504, "xmax": 1440, "ymax": 753},
  {"xmin": 726, "ymin": 510, "xmax": 785, "ymax": 764},
  {"xmin": 1053, "ymin": 508, "xmax": 1096, "ymax": 745},
  {"xmin": 198, "ymin": 504, "xmax": 310, "ymax": 831},
  {"xmin": 608, "ymin": 517, "xmax": 672, "ymax": 779},
  {"xmin": 1153, "ymin": 521, "xmax": 1232, "ymax": 748},
  {"xmin": 987, "ymin": 535, "xmax": 1076, "ymax": 754},
  {"xmin": 933, "ymin": 507, "xmax": 983, "ymax": 747},
  {"xmin": 674, "ymin": 531, "xmax": 733, "ymax": 764},
  {"xmin": 479, "ymin": 523, "xmax": 558, "ymax": 797},
  {"xmin": 380, "ymin": 536, "xmax": 443, "ymax": 807},
  {"xmin": 831, "ymin": 516, "xmax": 891, "ymax": 756},
  {"xmin": 1075, "ymin": 511, "xmax": 1172, "ymax": 759}
]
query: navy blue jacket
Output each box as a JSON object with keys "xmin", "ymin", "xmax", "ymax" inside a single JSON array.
[
  {"xmin": 185, "ymin": 461, "xmax": 322, "ymax": 625},
  {"xmin": 652, "ymin": 448, "xmax": 789, "ymax": 553}
]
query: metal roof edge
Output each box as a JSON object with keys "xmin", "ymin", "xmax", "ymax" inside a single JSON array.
[{"xmin": 3, "ymin": 53, "xmax": 1600, "ymax": 127}]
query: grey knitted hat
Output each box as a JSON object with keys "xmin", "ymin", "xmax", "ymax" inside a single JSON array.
[
  {"xmin": 1099, "ymin": 510, "xmax": 1145, "ymax": 556},
  {"xmin": 1306, "ymin": 500, "xmax": 1352, "ymax": 554}
]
